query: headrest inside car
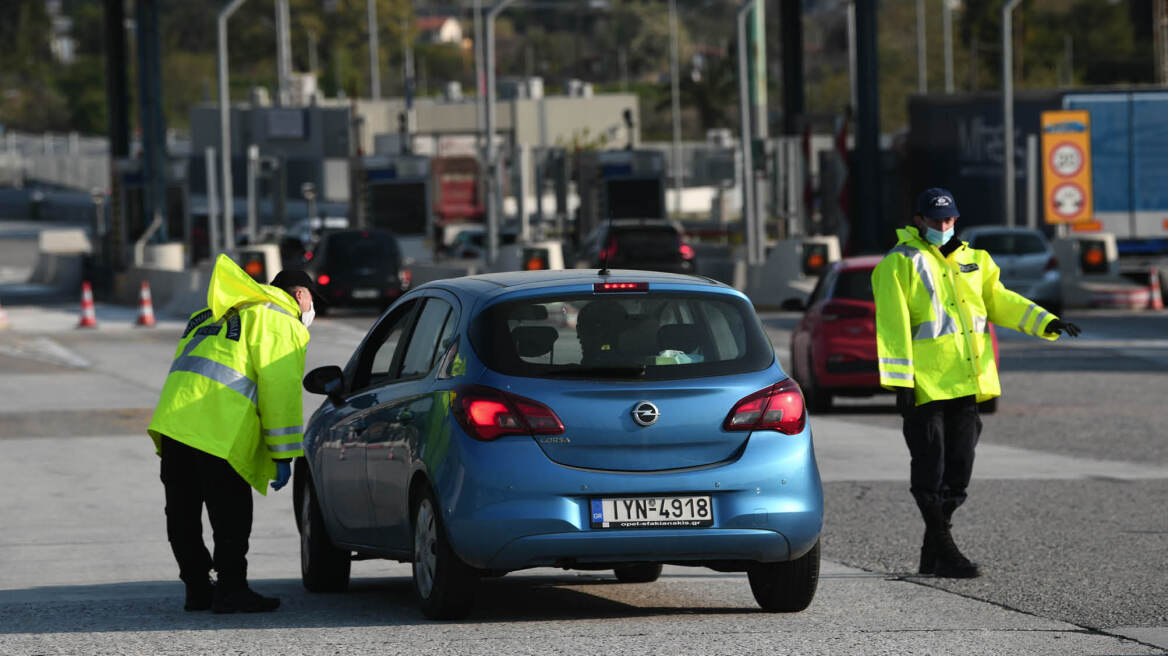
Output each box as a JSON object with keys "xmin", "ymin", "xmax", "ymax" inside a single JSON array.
[
  {"xmin": 511, "ymin": 304, "xmax": 549, "ymax": 321},
  {"xmin": 657, "ymin": 324, "xmax": 700, "ymax": 353},
  {"xmin": 511, "ymin": 325, "xmax": 560, "ymax": 358}
]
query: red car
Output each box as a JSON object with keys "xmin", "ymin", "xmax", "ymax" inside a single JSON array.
[{"xmin": 789, "ymin": 256, "xmax": 998, "ymax": 413}]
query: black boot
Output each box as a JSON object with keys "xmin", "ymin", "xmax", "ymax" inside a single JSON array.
[
  {"xmin": 918, "ymin": 503, "xmax": 980, "ymax": 578},
  {"xmin": 211, "ymin": 584, "xmax": 280, "ymax": 613},
  {"xmin": 183, "ymin": 578, "xmax": 215, "ymax": 611}
]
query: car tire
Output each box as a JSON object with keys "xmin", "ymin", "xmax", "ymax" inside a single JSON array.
[
  {"xmin": 299, "ymin": 478, "xmax": 351, "ymax": 593},
  {"xmin": 747, "ymin": 539, "xmax": 821, "ymax": 613},
  {"xmin": 613, "ymin": 563, "xmax": 663, "ymax": 583},
  {"xmin": 412, "ymin": 491, "xmax": 480, "ymax": 620},
  {"xmin": 801, "ymin": 358, "xmax": 832, "ymax": 414},
  {"xmin": 979, "ymin": 398, "xmax": 998, "ymax": 414}
]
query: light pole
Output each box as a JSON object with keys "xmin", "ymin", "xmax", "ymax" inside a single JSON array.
[
  {"xmin": 942, "ymin": 0, "xmax": 954, "ymax": 93},
  {"xmin": 485, "ymin": 0, "xmax": 519, "ymax": 268},
  {"xmin": 301, "ymin": 182, "xmax": 317, "ymax": 223},
  {"xmin": 737, "ymin": 0, "xmax": 759, "ymax": 266},
  {"xmin": 916, "ymin": 0, "xmax": 926, "ymax": 94},
  {"xmin": 217, "ymin": 0, "xmax": 249, "ymax": 256},
  {"xmin": 1002, "ymin": 0, "xmax": 1022, "ymax": 227},
  {"xmin": 367, "ymin": 0, "xmax": 381, "ymax": 99},
  {"xmin": 669, "ymin": 0, "xmax": 683, "ymax": 219}
]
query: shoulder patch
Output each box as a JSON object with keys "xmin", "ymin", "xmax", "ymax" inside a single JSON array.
[
  {"xmin": 225, "ymin": 314, "xmax": 242, "ymax": 341},
  {"xmin": 195, "ymin": 323, "xmax": 222, "ymax": 337},
  {"xmin": 183, "ymin": 309, "xmax": 213, "ymax": 338},
  {"xmin": 960, "ymin": 263, "xmax": 980, "ymax": 273}
]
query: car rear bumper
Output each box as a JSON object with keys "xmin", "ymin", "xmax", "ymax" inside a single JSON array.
[{"xmin": 437, "ymin": 430, "xmax": 824, "ymax": 571}]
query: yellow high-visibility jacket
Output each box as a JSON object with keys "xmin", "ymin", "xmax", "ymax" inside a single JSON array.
[
  {"xmin": 148, "ymin": 255, "xmax": 309, "ymax": 493},
  {"xmin": 871, "ymin": 226, "xmax": 1061, "ymax": 405}
]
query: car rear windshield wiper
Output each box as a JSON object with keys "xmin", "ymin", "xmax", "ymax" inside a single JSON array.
[{"xmin": 539, "ymin": 365, "xmax": 647, "ymax": 379}]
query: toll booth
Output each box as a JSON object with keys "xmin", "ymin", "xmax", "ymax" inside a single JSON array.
[
  {"xmin": 575, "ymin": 150, "xmax": 667, "ymax": 243},
  {"xmin": 1052, "ymin": 233, "xmax": 1148, "ymax": 308},
  {"xmin": 363, "ymin": 154, "xmax": 432, "ymax": 242},
  {"xmin": 113, "ymin": 157, "xmax": 190, "ymax": 268},
  {"xmin": 232, "ymin": 244, "xmax": 282, "ymax": 284}
]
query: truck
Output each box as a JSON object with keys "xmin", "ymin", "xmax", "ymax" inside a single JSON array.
[{"xmin": 431, "ymin": 155, "xmax": 485, "ymax": 255}]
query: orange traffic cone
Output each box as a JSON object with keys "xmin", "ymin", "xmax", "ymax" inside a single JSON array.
[
  {"xmin": 1150, "ymin": 267, "xmax": 1164, "ymax": 311},
  {"xmin": 0, "ymin": 296, "xmax": 8, "ymax": 330},
  {"xmin": 78, "ymin": 281, "xmax": 98, "ymax": 328},
  {"xmin": 135, "ymin": 281, "xmax": 156, "ymax": 327}
]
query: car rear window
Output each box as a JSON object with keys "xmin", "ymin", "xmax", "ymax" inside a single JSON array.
[
  {"xmin": 325, "ymin": 232, "xmax": 401, "ymax": 270},
  {"xmin": 971, "ymin": 233, "xmax": 1047, "ymax": 256},
  {"xmin": 613, "ymin": 228, "xmax": 681, "ymax": 259},
  {"xmin": 470, "ymin": 293, "xmax": 774, "ymax": 380},
  {"xmin": 832, "ymin": 269, "xmax": 875, "ymax": 302}
]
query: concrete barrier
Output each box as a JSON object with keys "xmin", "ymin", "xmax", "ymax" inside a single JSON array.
[
  {"xmin": 114, "ymin": 264, "xmax": 211, "ymax": 319},
  {"xmin": 29, "ymin": 229, "xmax": 92, "ymax": 291}
]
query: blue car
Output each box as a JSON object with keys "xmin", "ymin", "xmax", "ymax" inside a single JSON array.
[{"xmin": 297, "ymin": 269, "xmax": 824, "ymax": 619}]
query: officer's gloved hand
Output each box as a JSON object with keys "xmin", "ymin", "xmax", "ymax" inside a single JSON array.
[
  {"xmin": 1045, "ymin": 318, "xmax": 1081, "ymax": 337},
  {"xmin": 895, "ymin": 387, "xmax": 916, "ymax": 417},
  {"xmin": 271, "ymin": 460, "xmax": 292, "ymax": 491}
]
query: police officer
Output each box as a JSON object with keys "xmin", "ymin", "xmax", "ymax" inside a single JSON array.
[
  {"xmin": 872, "ymin": 188, "xmax": 1080, "ymax": 578},
  {"xmin": 148, "ymin": 255, "xmax": 323, "ymax": 612}
]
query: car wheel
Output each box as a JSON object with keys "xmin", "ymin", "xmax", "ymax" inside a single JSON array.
[
  {"xmin": 747, "ymin": 539, "xmax": 821, "ymax": 612},
  {"xmin": 801, "ymin": 358, "xmax": 832, "ymax": 414},
  {"xmin": 613, "ymin": 563, "xmax": 663, "ymax": 583},
  {"xmin": 979, "ymin": 398, "xmax": 998, "ymax": 414},
  {"xmin": 412, "ymin": 491, "xmax": 479, "ymax": 620},
  {"xmin": 299, "ymin": 478, "xmax": 351, "ymax": 593}
]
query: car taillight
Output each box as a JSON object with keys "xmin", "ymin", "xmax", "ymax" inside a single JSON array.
[
  {"xmin": 317, "ymin": 273, "xmax": 331, "ymax": 286},
  {"xmin": 723, "ymin": 378, "xmax": 806, "ymax": 435},
  {"xmin": 452, "ymin": 385, "xmax": 565, "ymax": 441},
  {"xmin": 1044, "ymin": 255, "xmax": 1058, "ymax": 271},
  {"xmin": 304, "ymin": 251, "xmax": 314, "ymax": 260},
  {"xmin": 399, "ymin": 268, "xmax": 412, "ymax": 289},
  {"xmin": 599, "ymin": 236, "xmax": 618, "ymax": 261},
  {"xmin": 680, "ymin": 243, "xmax": 695, "ymax": 260},
  {"xmin": 820, "ymin": 300, "xmax": 872, "ymax": 322}
]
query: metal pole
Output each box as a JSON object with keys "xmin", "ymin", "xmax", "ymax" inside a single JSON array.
[
  {"xmin": 367, "ymin": 0, "xmax": 380, "ymax": 99},
  {"xmin": 474, "ymin": 0, "xmax": 485, "ymax": 159},
  {"xmin": 205, "ymin": 146, "xmax": 220, "ymax": 259},
  {"xmin": 486, "ymin": 0, "xmax": 519, "ymax": 268},
  {"xmin": 942, "ymin": 0, "xmax": 954, "ymax": 93},
  {"xmin": 1003, "ymin": 0, "xmax": 1022, "ymax": 228},
  {"xmin": 669, "ymin": 0, "xmax": 683, "ymax": 219},
  {"xmin": 247, "ymin": 145, "xmax": 258, "ymax": 243},
  {"xmin": 916, "ymin": 0, "xmax": 927, "ymax": 94},
  {"xmin": 1157, "ymin": 0, "xmax": 1168, "ymax": 85},
  {"xmin": 1026, "ymin": 133, "xmax": 1038, "ymax": 230},
  {"xmin": 847, "ymin": 1, "xmax": 857, "ymax": 112},
  {"xmin": 737, "ymin": 0, "xmax": 758, "ymax": 266},
  {"xmin": 218, "ymin": 0, "xmax": 248, "ymax": 256},
  {"xmin": 276, "ymin": 0, "xmax": 291, "ymax": 106},
  {"xmin": 403, "ymin": 14, "xmax": 416, "ymax": 136}
]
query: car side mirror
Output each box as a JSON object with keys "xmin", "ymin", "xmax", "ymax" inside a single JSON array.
[{"xmin": 304, "ymin": 365, "xmax": 345, "ymax": 406}]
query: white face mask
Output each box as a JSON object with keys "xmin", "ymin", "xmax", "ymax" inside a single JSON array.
[{"xmin": 301, "ymin": 301, "xmax": 315, "ymax": 328}]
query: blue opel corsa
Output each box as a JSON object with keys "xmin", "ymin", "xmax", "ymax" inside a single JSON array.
[{"xmin": 297, "ymin": 269, "xmax": 824, "ymax": 619}]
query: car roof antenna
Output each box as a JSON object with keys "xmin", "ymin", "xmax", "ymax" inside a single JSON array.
[{"xmin": 598, "ymin": 212, "xmax": 615, "ymax": 277}]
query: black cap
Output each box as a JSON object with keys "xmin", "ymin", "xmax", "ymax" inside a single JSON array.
[
  {"xmin": 915, "ymin": 187, "xmax": 960, "ymax": 220},
  {"xmin": 270, "ymin": 270, "xmax": 326, "ymax": 307}
]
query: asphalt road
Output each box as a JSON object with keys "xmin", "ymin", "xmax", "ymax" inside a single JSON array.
[{"xmin": 1, "ymin": 260, "xmax": 1166, "ymax": 653}]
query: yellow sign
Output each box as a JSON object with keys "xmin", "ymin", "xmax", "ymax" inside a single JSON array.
[{"xmin": 1041, "ymin": 110, "xmax": 1093, "ymax": 224}]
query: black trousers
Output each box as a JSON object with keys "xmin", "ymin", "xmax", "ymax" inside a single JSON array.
[
  {"xmin": 901, "ymin": 395, "xmax": 982, "ymax": 512},
  {"xmin": 159, "ymin": 435, "xmax": 253, "ymax": 589}
]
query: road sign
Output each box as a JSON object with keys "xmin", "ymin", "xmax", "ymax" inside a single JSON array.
[{"xmin": 1041, "ymin": 110, "xmax": 1093, "ymax": 224}]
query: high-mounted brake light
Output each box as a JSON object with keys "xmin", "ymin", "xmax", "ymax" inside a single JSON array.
[
  {"xmin": 593, "ymin": 282, "xmax": 649, "ymax": 292},
  {"xmin": 680, "ymin": 243, "xmax": 696, "ymax": 260},
  {"xmin": 723, "ymin": 378, "xmax": 806, "ymax": 435},
  {"xmin": 452, "ymin": 385, "xmax": 565, "ymax": 441}
]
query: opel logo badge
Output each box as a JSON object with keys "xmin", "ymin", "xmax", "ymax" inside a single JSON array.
[{"xmin": 631, "ymin": 401, "xmax": 659, "ymax": 427}]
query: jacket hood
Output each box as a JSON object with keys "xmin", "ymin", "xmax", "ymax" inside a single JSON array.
[
  {"xmin": 207, "ymin": 254, "xmax": 300, "ymax": 320},
  {"xmin": 896, "ymin": 225, "xmax": 967, "ymax": 253}
]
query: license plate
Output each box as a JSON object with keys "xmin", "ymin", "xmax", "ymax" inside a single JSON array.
[
  {"xmin": 352, "ymin": 288, "xmax": 378, "ymax": 299},
  {"xmin": 590, "ymin": 495, "xmax": 713, "ymax": 529}
]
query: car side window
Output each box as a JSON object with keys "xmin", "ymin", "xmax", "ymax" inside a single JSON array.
[
  {"xmin": 399, "ymin": 299, "xmax": 455, "ymax": 379},
  {"xmin": 807, "ymin": 269, "xmax": 836, "ymax": 307},
  {"xmin": 352, "ymin": 299, "xmax": 419, "ymax": 390}
]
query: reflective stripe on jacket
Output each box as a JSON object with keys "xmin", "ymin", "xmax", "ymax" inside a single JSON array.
[
  {"xmin": 148, "ymin": 254, "xmax": 309, "ymax": 494},
  {"xmin": 871, "ymin": 226, "xmax": 1059, "ymax": 405}
]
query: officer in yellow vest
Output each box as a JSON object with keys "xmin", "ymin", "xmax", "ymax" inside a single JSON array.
[
  {"xmin": 148, "ymin": 255, "xmax": 322, "ymax": 612},
  {"xmin": 872, "ymin": 188, "xmax": 1080, "ymax": 578}
]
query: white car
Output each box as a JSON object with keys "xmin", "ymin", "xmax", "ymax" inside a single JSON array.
[{"xmin": 959, "ymin": 226, "xmax": 1063, "ymax": 315}]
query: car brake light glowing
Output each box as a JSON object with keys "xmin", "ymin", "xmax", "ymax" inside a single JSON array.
[
  {"xmin": 399, "ymin": 268, "xmax": 412, "ymax": 288},
  {"xmin": 453, "ymin": 385, "xmax": 565, "ymax": 441},
  {"xmin": 317, "ymin": 274, "xmax": 331, "ymax": 285},
  {"xmin": 680, "ymin": 243, "xmax": 695, "ymax": 260},
  {"xmin": 593, "ymin": 282, "xmax": 649, "ymax": 292},
  {"xmin": 304, "ymin": 251, "xmax": 314, "ymax": 260},
  {"xmin": 723, "ymin": 378, "xmax": 806, "ymax": 435},
  {"xmin": 599, "ymin": 236, "xmax": 618, "ymax": 261}
]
